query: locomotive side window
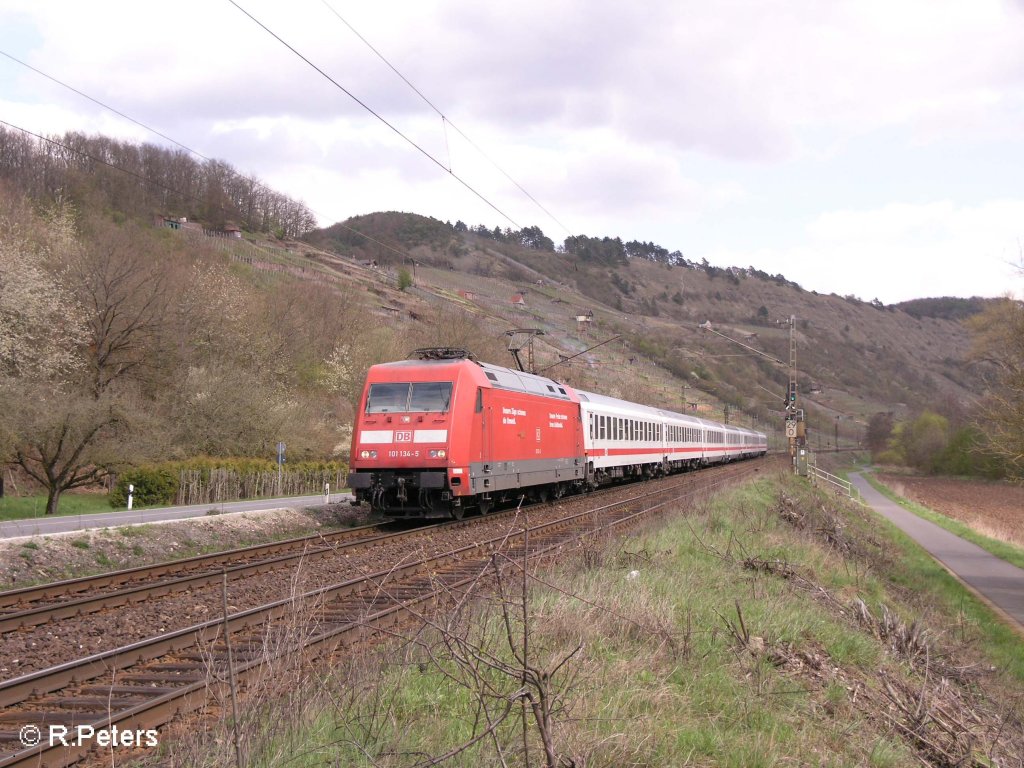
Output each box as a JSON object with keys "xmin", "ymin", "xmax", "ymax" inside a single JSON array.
[{"xmin": 366, "ymin": 383, "xmax": 410, "ymax": 413}]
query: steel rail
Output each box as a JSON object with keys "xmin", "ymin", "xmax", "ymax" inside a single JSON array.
[
  {"xmin": 1, "ymin": 520, "xmax": 463, "ymax": 634},
  {"xmin": 0, "ymin": 522, "xmax": 392, "ymax": 610},
  {"xmin": 0, "ymin": 459, "xmax": 772, "ymax": 767},
  {"xmin": 0, "ymin": 480, "xmax": 634, "ymax": 633}
]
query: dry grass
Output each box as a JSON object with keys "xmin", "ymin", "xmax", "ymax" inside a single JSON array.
[{"xmin": 141, "ymin": 474, "xmax": 1024, "ymax": 768}]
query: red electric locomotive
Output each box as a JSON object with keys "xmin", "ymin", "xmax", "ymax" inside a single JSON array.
[
  {"xmin": 348, "ymin": 348, "xmax": 768, "ymax": 519},
  {"xmin": 347, "ymin": 349, "xmax": 587, "ymax": 518}
]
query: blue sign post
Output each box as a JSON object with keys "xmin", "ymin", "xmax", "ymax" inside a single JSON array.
[{"xmin": 276, "ymin": 441, "xmax": 286, "ymax": 495}]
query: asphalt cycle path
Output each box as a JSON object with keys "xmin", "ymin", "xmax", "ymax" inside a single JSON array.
[
  {"xmin": 0, "ymin": 492, "xmax": 353, "ymax": 540},
  {"xmin": 850, "ymin": 472, "xmax": 1024, "ymax": 629}
]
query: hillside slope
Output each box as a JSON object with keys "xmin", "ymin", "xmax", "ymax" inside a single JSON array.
[{"xmin": 304, "ymin": 212, "xmax": 980, "ymax": 446}]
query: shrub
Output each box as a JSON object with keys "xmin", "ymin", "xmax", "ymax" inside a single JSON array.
[
  {"xmin": 110, "ymin": 467, "xmax": 180, "ymax": 508},
  {"xmin": 397, "ymin": 267, "xmax": 414, "ymax": 291}
]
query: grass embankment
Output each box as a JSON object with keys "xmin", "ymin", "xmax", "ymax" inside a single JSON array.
[
  {"xmin": 0, "ymin": 490, "xmax": 351, "ymax": 523},
  {"xmin": 863, "ymin": 471, "xmax": 1024, "ymax": 572},
  {"xmin": 170, "ymin": 472, "xmax": 1024, "ymax": 767},
  {"xmin": 0, "ymin": 492, "xmax": 113, "ymax": 521}
]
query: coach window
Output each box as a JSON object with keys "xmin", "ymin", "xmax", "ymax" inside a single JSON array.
[
  {"xmin": 589, "ymin": 413, "xmax": 594, "ymax": 439},
  {"xmin": 599, "ymin": 415, "xmax": 606, "ymax": 440}
]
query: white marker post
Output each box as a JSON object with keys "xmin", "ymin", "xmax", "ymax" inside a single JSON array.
[
  {"xmin": 127, "ymin": 484, "xmax": 135, "ymax": 510},
  {"xmin": 324, "ymin": 482, "xmax": 330, "ymax": 504}
]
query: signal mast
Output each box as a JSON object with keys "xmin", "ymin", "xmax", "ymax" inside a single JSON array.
[{"xmin": 698, "ymin": 315, "xmax": 807, "ymax": 470}]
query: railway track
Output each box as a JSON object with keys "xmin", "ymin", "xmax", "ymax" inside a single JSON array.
[
  {"xmin": 0, "ymin": 458, "xmax": 771, "ymax": 767},
  {"xmin": 0, "ymin": 485, "xmax": 617, "ymax": 637},
  {"xmin": 0, "ymin": 521, "xmax": 394, "ymax": 614}
]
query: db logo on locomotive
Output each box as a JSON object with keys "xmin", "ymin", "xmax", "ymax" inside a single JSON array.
[{"xmin": 395, "ymin": 431, "xmax": 413, "ymax": 442}]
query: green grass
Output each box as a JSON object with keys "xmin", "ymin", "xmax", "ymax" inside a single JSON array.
[
  {"xmin": 0, "ymin": 492, "xmax": 115, "ymax": 521},
  {"xmin": 158, "ymin": 473, "xmax": 1024, "ymax": 767},
  {"xmin": 188, "ymin": 473, "xmax": 1021, "ymax": 767},
  {"xmin": 0, "ymin": 488, "xmax": 350, "ymax": 522},
  {"xmin": 854, "ymin": 489, "xmax": 1024, "ymax": 681},
  {"xmin": 863, "ymin": 470, "xmax": 1024, "ymax": 571}
]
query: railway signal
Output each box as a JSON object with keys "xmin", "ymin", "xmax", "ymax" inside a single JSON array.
[{"xmin": 700, "ymin": 316, "xmax": 808, "ymax": 471}]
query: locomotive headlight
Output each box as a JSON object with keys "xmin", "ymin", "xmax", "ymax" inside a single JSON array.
[
  {"xmin": 429, "ymin": 449, "xmax": 447, "ymax": 459},
  {"xmin": 437, "ymin": 449, "xmax": 446, "ymax": 458},
  {"xmin": 359, "ymin": 450, "xmax": 377, "ymax": 459}
]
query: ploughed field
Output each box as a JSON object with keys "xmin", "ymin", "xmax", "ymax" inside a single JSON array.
[{"xmin": 876, "ymin": 473, "xmax": 1024, "ymax": 548}]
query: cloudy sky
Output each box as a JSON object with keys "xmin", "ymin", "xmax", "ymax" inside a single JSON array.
[{"xmin": 2, "ymin": 0, "xmax": 1022, "ymax": 303}]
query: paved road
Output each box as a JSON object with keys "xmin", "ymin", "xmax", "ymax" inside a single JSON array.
[
  {"xmin": 850, "ymin": 472, "xmax": 1024, "ymax": 628},
  {"xmin": 0, "ymin": 493, "xmax": 354, "ymax": 540}
]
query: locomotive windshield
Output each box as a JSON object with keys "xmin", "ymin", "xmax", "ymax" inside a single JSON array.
[{"xmin": 366, "ymin": 382, "xmax": 453, "ymax": 413}]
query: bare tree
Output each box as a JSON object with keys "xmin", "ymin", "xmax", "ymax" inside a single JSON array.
[
  {"xmin": 71, "ymin": 218, "xmax": 174, "ymax": 396},
  {"xmin": 968, "ymin": 296, "xmax": 1024, "ymax": 475},
  {"xmin": 4, "ymin": 382, "xmax": 140, "ymax": 514}
]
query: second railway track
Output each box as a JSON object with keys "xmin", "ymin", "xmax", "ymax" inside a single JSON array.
[{"xmin": 0, "ymin": 459, "xmax": 774, "ymax": 768}]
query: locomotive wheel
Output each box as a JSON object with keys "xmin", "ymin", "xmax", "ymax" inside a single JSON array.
[{"xmin": 478, "ymin": 499, "xmax": 493, "ymax": 515}]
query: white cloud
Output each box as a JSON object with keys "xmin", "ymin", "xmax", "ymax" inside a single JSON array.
[
  {"xmin": 1, "ymin": 0, "xmax": 1023, "ymax": 300},
  {"xmin": 707, "ymin": 200, "xmax": 1024, "ymax": 303}
]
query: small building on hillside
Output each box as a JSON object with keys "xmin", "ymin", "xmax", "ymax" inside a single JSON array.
[{"xmin": 511, "ymin": 293, "xmax": 526, "ymax": 308}]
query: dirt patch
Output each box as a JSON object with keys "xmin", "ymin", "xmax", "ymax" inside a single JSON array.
[
  {"xmin": 0, "ymin": 502, "xmax": 371, "ymax": 589},
  {"xmin": 876, "ymin": 473, "xmax": 1024, "ymax": 548}
]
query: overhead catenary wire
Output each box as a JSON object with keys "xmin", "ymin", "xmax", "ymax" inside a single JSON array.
[
  {"xmin": 0, "ymin": 53, "xmax": 426, "ymax": 263},
  {"xmin": 0, "ymin": 118, "xmax": 420, "ymax": 264},
  {"xmin": 0, "ymin": 118, "xmax": 209, "ymax": 209},
  {"xmin": 318, "ymin": 0, "xmax": 573, "ymax": 237},
  {"xmin": 0, "ymin": 50, "xmax": 213, "ymax": 163},
  {"xmin": 228, "ymin": 0, "xmax": 522, "ymax": 231}
]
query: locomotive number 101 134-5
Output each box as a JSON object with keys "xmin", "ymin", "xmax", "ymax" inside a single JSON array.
[{"xmin": 388, "ymin": 449, "xmax": 421, "ymax": 458}]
